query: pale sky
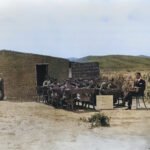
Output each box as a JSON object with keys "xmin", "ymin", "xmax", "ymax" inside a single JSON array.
[{"xmin": 0, "ymin": 0, "xmax": 150, "ymax": 58}]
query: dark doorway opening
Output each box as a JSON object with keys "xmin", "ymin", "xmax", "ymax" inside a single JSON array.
[{"xmin": 36, "ymin": 64, "xmax": 48, "ymax": 86}]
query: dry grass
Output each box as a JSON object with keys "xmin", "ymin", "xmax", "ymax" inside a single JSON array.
[{"xmin": 100, "ymin": 70, "xmax": 150, "ymax": 102}]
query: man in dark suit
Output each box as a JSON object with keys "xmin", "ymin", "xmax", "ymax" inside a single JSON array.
[{"xmin": 124, "ymin": 72, "xmax": 146, "ymax": 110}]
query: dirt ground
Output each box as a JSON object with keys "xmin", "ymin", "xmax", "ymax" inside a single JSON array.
[{"xmin": 0, "ymin": 101, "xmax": 150, "ymax": 150}]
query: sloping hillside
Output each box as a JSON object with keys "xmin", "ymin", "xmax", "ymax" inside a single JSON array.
[{"xmin": 78, "ymin": 55, "xmax": 150, "ymax": 70}]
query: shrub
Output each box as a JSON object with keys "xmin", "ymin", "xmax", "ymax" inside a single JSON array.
[{"xmin": 88, "ymin": 113, "xmax": 110, "ymax": 127}]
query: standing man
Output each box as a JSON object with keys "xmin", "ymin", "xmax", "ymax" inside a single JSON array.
[{"xmin": 124, "ymin": 72, "xmax": 146, "ymax": 110}]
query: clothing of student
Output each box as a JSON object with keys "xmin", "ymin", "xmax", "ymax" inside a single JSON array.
[{"xmin": 124, "ymin": 78, "xmax": 146, "ymax": 109}]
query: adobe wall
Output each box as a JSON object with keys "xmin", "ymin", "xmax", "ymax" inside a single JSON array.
[{"xmin": 0, "ymin": 51, "xmax": 69, "ymax": 101}]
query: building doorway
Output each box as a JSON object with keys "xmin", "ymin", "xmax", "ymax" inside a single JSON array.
[{"xmin": 36, "ymin": 64, "xmax": 48, "ymax": 86}]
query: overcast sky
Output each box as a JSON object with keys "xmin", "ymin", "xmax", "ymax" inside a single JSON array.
[{"xmin": 0, "ymin": 0, "xmax": 150, "ymax": 58}]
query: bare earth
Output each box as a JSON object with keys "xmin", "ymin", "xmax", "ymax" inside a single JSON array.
[{"xmin": 0, "ymin": 101, "xmax": 150, "ymax": 150}]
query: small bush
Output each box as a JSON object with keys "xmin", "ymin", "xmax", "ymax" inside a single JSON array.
[{"xmin": 88, "ymin": 113, "xmax": 110, "ymax": 127}]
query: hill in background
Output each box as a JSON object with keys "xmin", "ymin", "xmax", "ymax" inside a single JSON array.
[
  {"xmin": 1, "ymin": 50, "xmax": 150, "ymax": 71},
  {"xmin": 77, "ymin": 55, "xmax": 150, "ymax": 71}
]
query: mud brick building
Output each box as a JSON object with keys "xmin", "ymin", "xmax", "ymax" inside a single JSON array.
[
  {"xmin": 0, "ymin": 50, "xmax": 69, "ymax": 101},
  {"xmin": 0, "ymin": 50, "xmax": 100, "ymax": 101}
]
